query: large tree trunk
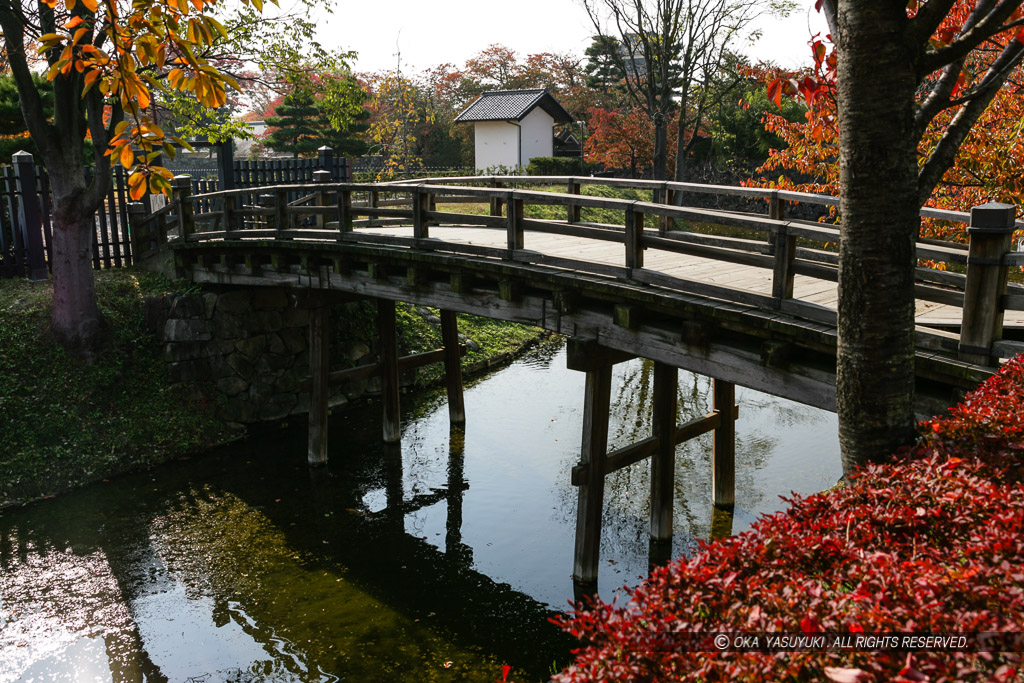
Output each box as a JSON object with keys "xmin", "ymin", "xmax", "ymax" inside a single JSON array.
[
  {"xmin": 835, "ymin": 0, "xmax": 920, "ymax": 473},
  {"xmin": 48, "ymin": 176, "xmax": 102, "ymax": 351},
  {"xmin": 652, "ymin": 111, "xmax": 668, "ymax": 180}
]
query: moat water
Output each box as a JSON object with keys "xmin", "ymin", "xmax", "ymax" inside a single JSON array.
[{"xmin": 0, "ymin": 339, "xmax": 841, "ymax": 682}]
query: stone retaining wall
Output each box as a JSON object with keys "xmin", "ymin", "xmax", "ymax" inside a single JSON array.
[{"xmin": 145, "ymin": 287, "xmax": 339, "ymax": 425}]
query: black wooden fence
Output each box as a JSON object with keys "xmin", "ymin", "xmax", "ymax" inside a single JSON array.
[{"xmin": 0, "ymin": 145, "xmax": 350, "ymax": 279}]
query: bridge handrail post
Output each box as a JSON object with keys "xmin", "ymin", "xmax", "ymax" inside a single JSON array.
[
  {"xmin": 959, "ymin": 201, "xmax": 1017, "ymax": 366},
  {"xmin": 412, "ymin": 184, "xmax": 430, "ymax": 242},
  {"xmin": 171, "ymin": 175, "xmax": 195, "ymax": 241},
  {"xmin": 768, "ymin": 193, "xmax": 795, "ymax": 307},
  {"xmin": 624, "ymin": 201, "xmax": 644, "ymax": 271},
  {"xmin": 567, "ymin": 177, "xmax": 581, "ymax": 224},
  {"xmin": 275, "ymin": 188, "xmax": 288, "ymax": 235},
  {"xmin": 506, "ymin": 191, "xmax": 524, "ymax": 258},
  {"xmin": 337, "ymin": 187, "xmax": 353, "ymax": 236},
  {"xmin": 313, "ymin": 169, "xmax": 331, "ymax": 228},
  {"xmin": 659, "ymin": 182, "xmax": 675, "ymax": 235},
  {"xmin": 490, "ymin": 178, "xmax": 504, "ymax": 217},
  {"xmin": 258, "ymin": 192, "xmax": 275, "ymax": 234}
]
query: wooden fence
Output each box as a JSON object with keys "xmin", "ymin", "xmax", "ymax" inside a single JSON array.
[
  {"xmin": 0, "ymin": 148, "xmax": 349, "ymax": 279},
  {"xmin": 130, "ymin": 174, "xmax": 1024, "ymax": 368}
]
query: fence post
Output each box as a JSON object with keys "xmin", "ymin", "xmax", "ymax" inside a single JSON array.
[
  {"xmin": 171, "ymin": 175, "xmax": 195, "ymax": 241},
  {"xmin": 317, "ymin": 146, "xmax": 335, "ymax": 179},
  {"xmin": 769, "ymin": 193, "xmax": 795, "ymax": 306},
  {"xmin": 959, "ymin": 202, "xmax": 1016, "ymax": 366},
  {"xmin": 313, "ymin": 169, "xmax": 331, "ymax": 229},
  {"xmin": 659, "ymin": 183, "xmax": 675, "ymax": 235},
  {"xmin": 12, "ymin": 151, "xmax": 47, "ymax": 280},
  {"xmin": 126, "ymin": 201, "xmax": 150, "ymax": 257}
]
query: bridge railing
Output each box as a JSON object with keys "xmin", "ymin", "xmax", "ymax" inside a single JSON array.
[{"xmin": 128, "ymin": 173, "xmax": 1024, "ymax": 368}]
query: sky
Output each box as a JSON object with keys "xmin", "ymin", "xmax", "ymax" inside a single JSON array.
[{"xmin": 312, "ymin": 0, "xmax": 829, "ymax": 76}]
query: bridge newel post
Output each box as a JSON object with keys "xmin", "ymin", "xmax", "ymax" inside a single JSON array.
[
  {"xmin": 308, "ymin": 291, "xmax": 331, "ymax": 466},
  {"xmin": 275, "ymin": 188, "xmax": 288, "ymax": 234},
  {"xmin": 171, "ymin": 175, "xmax": 195, "ymax": 241},
  {"xmin": 221, "ymin": 192, "xmax": 239, "ymax": 235},
  {"xmin": 440, "ymin": 310, "xmax": 466, "ymax": 424},
  {"xmin": 258, "ymin": 192, "xmax": 274, "ymax": 234},
  {"xmin": 313, "ymin": 169, "xmax": 331, "ymax": 229},
  {"xmin": 769, "ymin": 194, "xmax": 795, "ymax": 306},
  {"xmin": 625, "ymin": 202, "xmax": 644, "ymax": 271},
  {"xmin": 959, "ymin": 202, "xmax": 1017, "ymax": 366},
  {"xmin": 650, "ymin": 361, "xmax": 678, "ymax": 542},
  {"xmin": 369, "ymin": 188, "xmax": 380, "ymax": 227},
  {"xmin": 377, "ymin": 298, "xmax": 402, "ymax": 443},
  {"xmin": 712, "ymin": 378, "xmax": 737, "ymax": 508},
  {"xmin": 567, "ymin": 177, "xmax": 581, "ymax": 224},
  {"xmin": 506, "ymin": 192, "xmax": 524, "ymax": 258}
]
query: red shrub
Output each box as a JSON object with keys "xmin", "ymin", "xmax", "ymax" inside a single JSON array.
[{"xmin": 553, "ymin": 355, "xmax": 1024, "ymax": 683}]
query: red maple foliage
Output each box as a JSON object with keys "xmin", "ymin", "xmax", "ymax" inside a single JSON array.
[{"xmin": 553, "ymin": 355, "xmax": 1024, "ymax": 683}]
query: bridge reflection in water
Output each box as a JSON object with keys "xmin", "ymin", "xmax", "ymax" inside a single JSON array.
[
  {"xmin": 128, "ymin": 173, "xmax": 1023, "ymax": 587},
  {"xmin": 0, "ymin": 343, "xmax": 842, "ymax": 681}
]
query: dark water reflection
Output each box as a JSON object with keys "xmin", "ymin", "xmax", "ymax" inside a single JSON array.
[{"xmin": 0, "ymin": 340, "xmax": 840, "ymax": 682}]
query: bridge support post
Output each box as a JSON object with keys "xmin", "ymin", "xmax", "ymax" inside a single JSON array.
[
  {"xmin": 650, "ymin": 362, "xmax": 678, "ymax": 542},
  {"xmin": 573, "ymin": 361, "xmax": 612, "ymax": 586},
  {"xmin": 712, "ymin": 379, "xmax": 736, "ymax": 508},
  {"xmin": 308, "ymin": 292, "xmax": 330, "ymax": 465},
  {"xmin": 441, "ymin": 310, "xmax": 466, "ymax": 423},
  {"xmin": 377, "ymin": 298, "xmax": 402, "ymax": 443}
]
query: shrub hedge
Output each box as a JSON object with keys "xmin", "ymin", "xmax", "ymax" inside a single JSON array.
[{"xmin": 553, "ymin": 355, "xmax": 1024, "ymax": 683}]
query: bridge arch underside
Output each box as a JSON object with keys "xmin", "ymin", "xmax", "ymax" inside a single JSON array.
[{"xmin": 175, "ymin": 240, "xmax": 986, "ymax": 420}]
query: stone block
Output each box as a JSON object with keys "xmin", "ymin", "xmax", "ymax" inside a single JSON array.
[
  {"xmin": 226, "ymin": 353, "xmax": 256, "ymax": 378},
  {"xmin": 282, "ymin": 308, "xmax": 309, "ymax": 327},
  {"xmin": 234, "ymin": 335, "xmax": 267, "ymax": 359},
  {"xmin": 216, "ymin": 377, "xmax": 248, "ymax": 396},
  {"xmin": 163, "ymin": 341, "xmax": 208, "ymax": 363},
  {"xmin": 163, "ymin": 318, "xmax": 212, "ymax": 342},
  {"xmin": 259, "ymin": 394, "xmax": 296, "ymax": 421},
  {"xmin": 267, "ymin": 333, "xmax": 286, "ymax": 354},
  {"xmin": 256, "ymin": 311, "xmax": 283, "ymax": 333},
  {"xmin": 217, "ymin": 290, "xmax": 252, "ymax": 314},
  {"xmin": 169, "ymin": 295, "xmax": 206, "ymax": 319},
  {"xmin": 213, "ymin": 312, "xmax": 247, "ymax": 339},
  {"xmin": 169, "ymin": 358, "xmax": 212, "ymax": 383},
  {"xmin": 252, "ymin": 288, "xmax": 288, "ymax": 310},
  {"xmin": 279, "ymin": 328, "xmax": 306, "ymax": 354},
  {"xmin": 202, "ymin": 293, "xmax": 218, "ymax": 319}
]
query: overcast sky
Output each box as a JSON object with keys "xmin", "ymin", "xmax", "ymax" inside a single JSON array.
[{"xmin": 312, "ymin": 0, "xmax": 829, "ymax": 76}]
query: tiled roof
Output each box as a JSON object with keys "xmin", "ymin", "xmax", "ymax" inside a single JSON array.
[{"xmin": 455, "ymin": 89, "xmax": 574, "ymax": 124}]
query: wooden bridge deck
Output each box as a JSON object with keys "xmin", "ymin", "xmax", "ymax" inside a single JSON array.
[{"xmin": 352, "ymin": 224, "xmax": 1024, "ymax": 330}]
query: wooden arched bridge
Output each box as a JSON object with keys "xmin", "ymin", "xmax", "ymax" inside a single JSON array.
[{"xmin": 129, "ymin": 173, "xmax": 1024, "ymax": 586}]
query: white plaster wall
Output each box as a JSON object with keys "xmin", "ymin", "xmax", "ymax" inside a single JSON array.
[
  {"xmin": 520, "ymin": 108, "xmax": 555, "ymax": 167},
  {"xmin": 473, "ymin": 121, "xmax": 520, "ymax": 171}
]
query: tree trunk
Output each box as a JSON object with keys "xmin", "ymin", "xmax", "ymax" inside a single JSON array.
[
  {"xmin": 835, "ymin": 0, "xmax": 919, "ymax": 473},
  {"xmin": 49, "ymin": 181, "xmax": 102, "ymax": 351},
  {"xmin": 652, "ymin": 111, "xmax": 668, "ymax": 180}
]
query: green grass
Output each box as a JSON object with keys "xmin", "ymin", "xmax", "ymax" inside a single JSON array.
[{"xmin": 0, "ymin": 269, "xmax": 236, "ymax": 508}]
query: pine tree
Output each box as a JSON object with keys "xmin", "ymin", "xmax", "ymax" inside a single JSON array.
[{"xmin": 264, "ymin": 86, "xmax": 369, "ymax": 158}]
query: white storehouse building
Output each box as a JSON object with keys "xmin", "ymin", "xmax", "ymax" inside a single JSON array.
[{"xmin": 455, "ymin": 89, "xmax": 574, "ymax": 171}]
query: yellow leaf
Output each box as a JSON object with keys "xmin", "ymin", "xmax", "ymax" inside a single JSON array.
[
  {"xmin": 129, "ymin": 179, "xmax": 147, "ymax": 201},
  {"xmin": 120, "ymin": 144, "xmax": 134, "ymax": 168},
  {"xmin": 251, "ymin": 0, "xmax": 262, "ymax": 12},
  {"xmin": 81, "ymin": 0, "xmax": 98, "ymax": 12},
  {"xmin": 168, "ymin": 67, "xmax": 183, "ymax": 87}
]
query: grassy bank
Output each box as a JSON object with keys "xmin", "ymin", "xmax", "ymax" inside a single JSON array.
[{"xmin": 0, "ymin": 270, "xmax": 543, "ymax": 509}]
